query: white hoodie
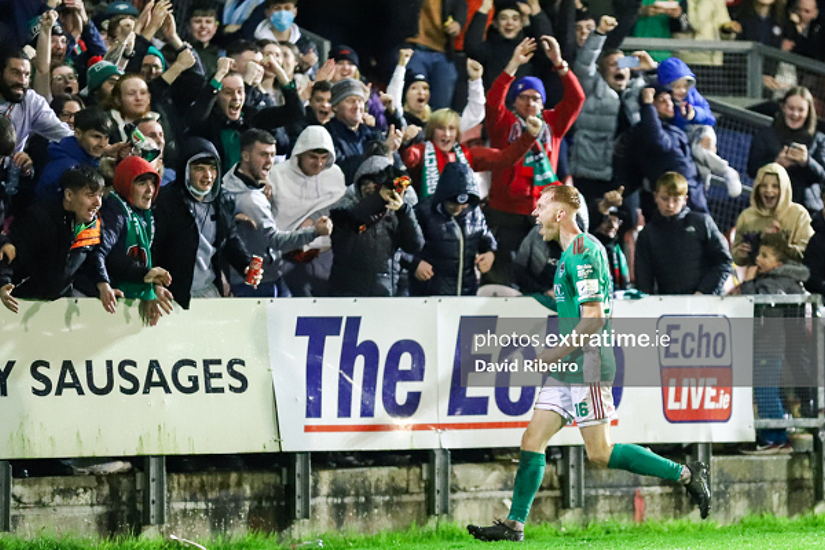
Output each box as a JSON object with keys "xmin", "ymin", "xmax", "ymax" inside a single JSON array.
[{"xmin": 268, "ymin": 125, "xmax": 346, "ymax": 234}]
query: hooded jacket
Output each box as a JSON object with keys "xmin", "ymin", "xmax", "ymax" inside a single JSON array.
[
  {"xmin": 411, "ymin": 163, "xmax": 497, "ymax": 296},
  {"xmin": 152, "ymin": 138, "xmax": 251, "ymax": 309},
  {"xmin": 329, "ymin": 158, "xmax": 424, "ymax": 296},
  {"xmin": 36, "ymin": 136, "xmax": 100, "ymax": 199},
  {"xmin": 96, "ymin": 156, "xmax": 160, "ymax": 298},
  {"xmin": 655, "ymin": 57, "xmax": 716, "ymax": 130},
  {"xmin": 569, "ymin": 31, "xmax": 646, "ymax": 182},
  {"xmin": 222, "ymin": 160, "xmax": 319, "ymax": 286},
  {"xmin": 732, "ymin": 162, "xmax": 814, "ymax": 265},
  {"xmin": 269, "ymin": 126, "xmax": 346, "ymax": 232},
  {"xmin": 740, "ymin": 261, "xmax": 810, "ymax": 295},
  {"xmin": 635, "ymin": 206, "xmax": 732, "ymax": 295}
]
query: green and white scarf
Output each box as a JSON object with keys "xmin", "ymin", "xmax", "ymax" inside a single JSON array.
[
  {"xmin": 112, "ymin": 193, "xmax": 156, "ymax": 301},
  {"xmin": 516, "ymin": 116, "xmax": 558, "ymax": 187},
  {"xmin": 421, "ymin": 140, "xmax": 470, "ymax": 198}
]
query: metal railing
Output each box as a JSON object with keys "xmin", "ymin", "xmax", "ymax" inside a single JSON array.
[{"xmin": 620, "ymin": 38, "xmax": 825, "ymax": 113}]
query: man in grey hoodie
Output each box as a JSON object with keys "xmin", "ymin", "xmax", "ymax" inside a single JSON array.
[{"xmin": 222, "ymin": 129, "xmax": 332, "ymax": 297}]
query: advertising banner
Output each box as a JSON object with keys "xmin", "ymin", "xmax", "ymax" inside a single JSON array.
[
  {"xmin": 270, "ymin": 296, "xmax": 756, "ymax": 451},
  {"xmin": 0, "ymin": 299, "xmax": 280, "ymax": 459}
]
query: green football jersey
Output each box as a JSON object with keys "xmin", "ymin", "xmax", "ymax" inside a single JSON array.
[{"xmin": 551, "ymin": 233, "xmax": 616, "ymax": 384}]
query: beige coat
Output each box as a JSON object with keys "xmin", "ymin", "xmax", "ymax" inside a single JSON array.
[{"xmin": 732, "ymin": 162, "xmax": 814, "ymax": 265}]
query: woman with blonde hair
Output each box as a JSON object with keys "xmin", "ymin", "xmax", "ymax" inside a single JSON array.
[{"xmin": 401, "ymin": 108, "xmax": 543, "ymax": 198}]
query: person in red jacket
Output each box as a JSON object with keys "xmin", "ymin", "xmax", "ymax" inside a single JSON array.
[
  {"xmin": 402, "ymin": 108, "xmax": 544, "ymax": 199},
  {"xmin": 483, "ymin": 35, "xmax": 585, "ymax": 285}
]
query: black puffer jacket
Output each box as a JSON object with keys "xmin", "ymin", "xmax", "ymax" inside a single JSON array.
[
  {"xmin": 635, "ymin": 207, "xmax": 732, "ymax": 295},
  {"xmin": 152, "ymin": 138, "xmax": 251, "ymax": 309},
  {"xmin": 329, "ymin": 181, "xmax": 424, "ymax": 297},
  {"xmin": 410, "ymin": 163, "xmax": 496, "ymax": 296}
]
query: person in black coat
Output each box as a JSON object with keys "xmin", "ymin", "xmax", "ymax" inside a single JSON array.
[
  {"xmin": 0, "ymin": 165, "xmax": 119, "ymax": 314},
  {"xmin": 152, "ymin": 138, "xmax": 259, "ymax": 309},
  {"xmin": 329, "ymin": 155, "xmax": 424, "ymax": 297},
  {"xmin": 635, "ymin": 172, "xmax": 732, "ymax": 295},
  {"xmin": 410, "ymin": 162, "xmax": 496, "ymax": 296},
  {"xmin": 629, "ymin": 85, "xmax": 708, "ymax": 215},
  {"xmin": 747, "ymin": 86, "xmax": 825, "ymax": 213}
]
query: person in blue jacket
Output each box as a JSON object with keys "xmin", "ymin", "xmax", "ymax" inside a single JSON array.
[{"xmin": 656, "ymin": 56, "xmax": 741, "ymax": 197}]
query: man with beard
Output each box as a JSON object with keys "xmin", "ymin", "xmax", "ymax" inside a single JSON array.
[
  {"xmin": 189, "ymin": 56, "xmax": 305, "ymax": 174},
  {"xmin": 223, "ymin": 129, "xmax": 332, "ymax": 297},
  {"xmin": 569, "ymin": 16, "xmax": 656, "ymax": 221},
  {"xmin": 0, "ymin": 47, "xmax": 72, "ymax": 154}
]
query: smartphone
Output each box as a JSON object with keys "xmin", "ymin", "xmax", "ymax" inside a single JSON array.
[
  {"xmin": 790, "ymin": 142, "xmax": 805, "ymax": 151},
  {"xmin": 653, "ymin": 1, "xmax": 680, "ymax": 8},
  {"xmin": 617, "ymin": 56, "xmax": 640, "ymax": 69}
]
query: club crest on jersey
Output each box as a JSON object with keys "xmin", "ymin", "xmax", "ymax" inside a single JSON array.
[{"xmin": 559, "ymin": 261, "xmax": 565, "ymax": 276}]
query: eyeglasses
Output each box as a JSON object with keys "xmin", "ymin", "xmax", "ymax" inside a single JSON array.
[
  {"xmin": 52, "ymin": 74, "xmax": 78, "ymax": 83},
  {"xmin": 60, "ymin": 110, "xmax": 78, "ymax": 119}
]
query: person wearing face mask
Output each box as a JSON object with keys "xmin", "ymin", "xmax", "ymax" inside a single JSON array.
[
  {"xmin": 96, "ymin": 156, "xmax": 174, "ymax": 325},
  {"xmin": 409, "ymin": 161, "xmax": 497, "ymax": 296},
  {"xmin": 252, "ymin": 0, "xmax": 330, "ymax": 78},
  {"xmin": 152, "ymin": 138, "xmax": 261, "ymax": 309},
  {"xmin": 748, "ymin": 86, "xmax": 825, "ymax": 213},
  {"xmin": 465, "ymin": 0, "xmax": 554, "ymax": 90}
]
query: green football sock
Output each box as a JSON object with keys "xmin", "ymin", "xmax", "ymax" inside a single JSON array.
[
  {"xmin": 507, "ymin": 450, "xmax": 546, "ymax": 524},
  {"xmin": 607, "ymin": 443, "xmax": 682, "ymax": 482}
]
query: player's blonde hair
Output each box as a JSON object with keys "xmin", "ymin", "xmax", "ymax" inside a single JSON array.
[
  {"xmin": 655, "ymin": 172, "xmax": 689, "ymax": 196},
  {"xmin": 542, "ymin": 184, "xmax": 581, "ymax": 211}
]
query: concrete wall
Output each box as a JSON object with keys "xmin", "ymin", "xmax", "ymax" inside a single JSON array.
[{"xmin": 6, "ymin": 454, "xmax": 817, "ymax": 539}]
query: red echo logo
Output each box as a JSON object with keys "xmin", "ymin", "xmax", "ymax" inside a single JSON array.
[{"xmin": 661, "ymin": 367, "xmax": 732, "ymax": 422}]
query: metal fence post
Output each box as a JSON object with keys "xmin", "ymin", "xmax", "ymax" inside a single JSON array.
[
  {"xmin": 561, "ymin": 447, "xmax": 585, "ymax": 509},
  {"xmin": 287, "ymin": 452, "xmax": 311, "ymax": 520},
  {"xmin": 141, "ymin": 456, "xmax": 166, "ymax": 526},
  {"xmin": 746, "ymin": 45, "xmax": 764, "ymax": 99},
  {"xmin": 0, "ymin": 461, "xmax": 10, "ymax": 532},
  {"xmin": 426, "ymin": 449, "xmax": 451, "ymax": 516},
  {"xmin": 693, "ymin": 443, "xmax": 713, "ymax": 489}
]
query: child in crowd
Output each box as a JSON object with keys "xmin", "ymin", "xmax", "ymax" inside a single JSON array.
[
  {"xmin": 657, "ymin": 57, "xmax": 741, "ymax": 197},
  {"xmin": 410, "ymin": 162, "xmax": 496, "ymax": 296},
  {"xmin": 732, "ymin": 233, "xmax": 810, "ymax": 454}
]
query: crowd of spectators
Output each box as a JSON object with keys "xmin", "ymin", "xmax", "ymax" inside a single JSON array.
[{"xmin": 0, "ymin": 0, "xmax": 823, "ymax": 326}]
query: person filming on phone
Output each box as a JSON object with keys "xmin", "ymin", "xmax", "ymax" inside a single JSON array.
[{"xmin": 569, "ymin": 15, "xmax": 656, "ymax": 223}]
